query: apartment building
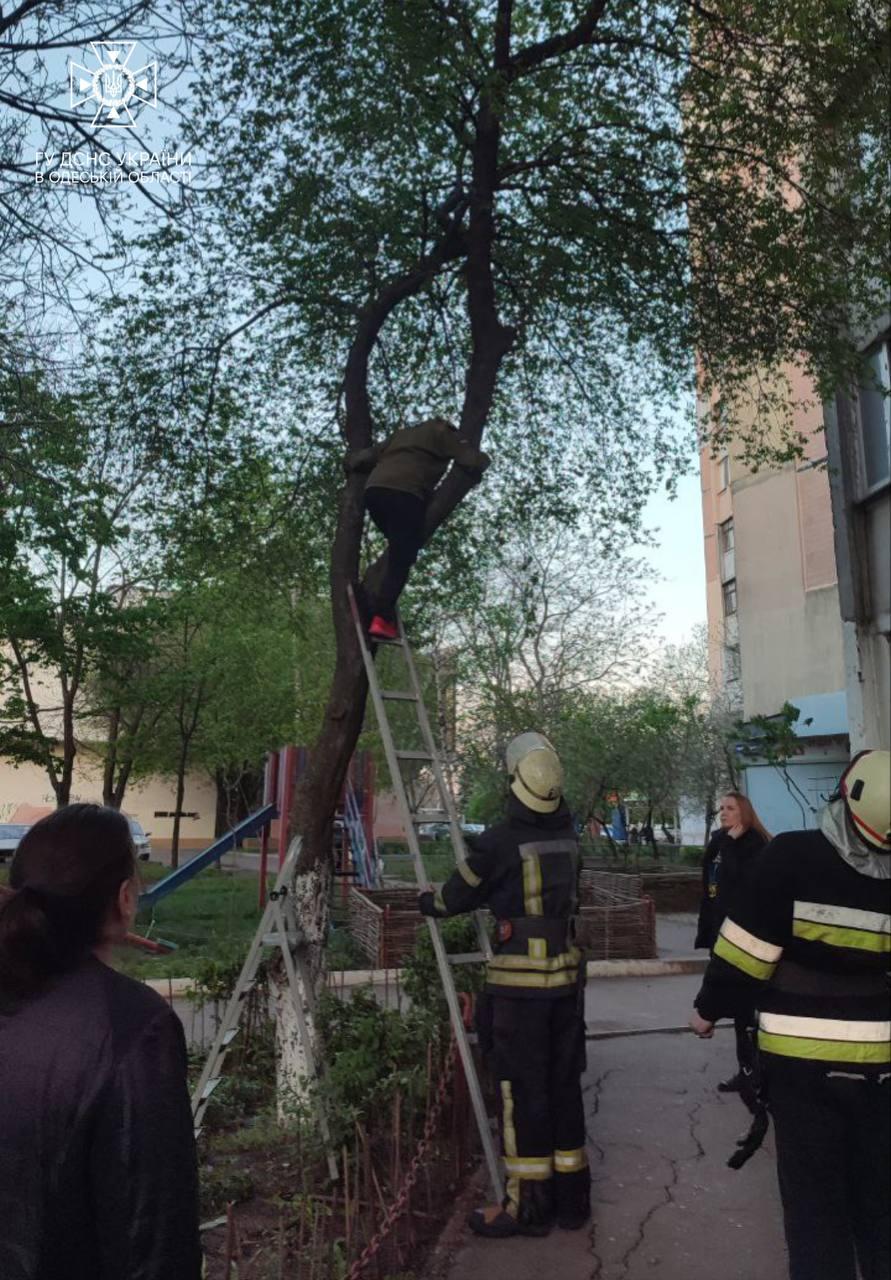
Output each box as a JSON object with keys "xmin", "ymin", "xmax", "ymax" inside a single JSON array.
[
  {"xmin": 699, "ymin": 366, "xmax": 851, "ymax": 835},
  {"xmin": 823, "ymin": 319, "xmax": 891, "ymax": 752}
]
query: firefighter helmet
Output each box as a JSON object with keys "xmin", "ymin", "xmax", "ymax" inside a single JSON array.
[
  {"xmin": 505, "ymin": 732, "xmax": 564, "ymax": 814},
  {"xmin": 839, "ymin": 749, "xmax": 891, "ymax": 853}
]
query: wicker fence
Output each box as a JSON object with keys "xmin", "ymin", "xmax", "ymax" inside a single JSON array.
[
  {"xmin": 349, "ymin": 868, "xmax": 657, "ymax": 967},
  {"xmin": 576, "ymin": 867, "xmax": 657, "ymax": 960},
  {"xmin": 349, "ymin": 887, "xmax": 424, "ymax": 968}
]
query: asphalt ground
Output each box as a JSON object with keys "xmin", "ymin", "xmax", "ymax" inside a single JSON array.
[{"xmin": 442, "ymin": 1027, "xmax": 788, "ymax": 1280}]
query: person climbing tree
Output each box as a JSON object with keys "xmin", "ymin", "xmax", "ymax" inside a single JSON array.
[{"xmin": 345, "ymin": 416, "xmax": 490, "ymax": 640}]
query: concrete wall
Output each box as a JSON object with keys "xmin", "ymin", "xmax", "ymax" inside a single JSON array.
[
  {"xmin": 0, "ymin": 757, "xmax": 218, "ymax": 849},
  {"xmin": 732, "ymin": 468, "xmax": 844, "ymax": 721},
  {"xmin": 742, "ymin": 745, "xmax": 849, "ymax": 837}
]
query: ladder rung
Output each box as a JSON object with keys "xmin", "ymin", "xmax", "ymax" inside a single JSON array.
[
  {"xmin": 447, "ymin": 951, "xmax": 487, "ymax": 965},
  {"xmin": 201, "ymin": 1076, "xmax": 223, "ymax": 1102},
  {"xmin": 222, "ymin": 1028, "xmax": 239, "ymax": 1047},
  {"xmin": 381, "ymin": 689, "xmax": 417, "ymax": 702},
  {"xmin": 395, "ymin": 750, "xmax": 434, "ymax": 762},
  {"xmin": 412, "ymin": 811, "xmax": 449, "ymax": 823},
  {"xmin": 262, "ymin": 932, "xmax": 298, "ymax": 947}
]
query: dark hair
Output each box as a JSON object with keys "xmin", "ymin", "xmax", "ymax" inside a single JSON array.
[{"xmin": 0, "ymin": 804, "xmax": 136, "ymax": 999}]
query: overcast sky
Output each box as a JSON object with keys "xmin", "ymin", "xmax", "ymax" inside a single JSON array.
[{"xmin": 638, "ymin": 466, "xmax": 707, "ymax": 648}]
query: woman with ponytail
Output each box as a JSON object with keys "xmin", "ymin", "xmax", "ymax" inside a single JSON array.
[{"xmin": 0, "ymin": 804, "xmax": 201, "ymax": 1280}]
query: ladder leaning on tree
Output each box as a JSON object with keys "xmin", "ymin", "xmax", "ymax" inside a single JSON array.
[
  {"xmin": 348, "ymin": 585, "xmax": 505, "ymax": 1203},
  {"xmin": 191, "ymin": 837, "xmax": 339, "ymax": 1182}
]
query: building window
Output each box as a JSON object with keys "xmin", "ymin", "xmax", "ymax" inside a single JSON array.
[
  {"xmin": 722, "ymin": 578, "xmax": 737, "ymax": 616},
  {"xmin": 719, "ymin": 518, "xmax": 735, "ymax": 582},
  {"xmin": 723, "ymin": 644, "xmax": 741, "ymax": 683},
  {"xmin": 857, "ymin": 339, "xmax": 890, "ymax": 496},
  {"xmin": 718, "ymin": 452, "xmax": 731, "ymax": 492}
]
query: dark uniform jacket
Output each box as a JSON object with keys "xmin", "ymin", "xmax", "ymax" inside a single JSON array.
[
  {"xmin": 695, "ymin": 826, "xmax": 767, "ymax": 951},
  {"xmin": 358, "ymin": 420, "xmax": 490, "ymax": 503},
  {"xmin": 695, "ymin": 827, "xmax": 890, "ymax": 1075},
  {"xmin": 0, "ymin": 956, "xmax": 202, "ymax": 1280},
  {"xmin": 423, "ymin": 795, "xmax": 581, "ymax": 998}
]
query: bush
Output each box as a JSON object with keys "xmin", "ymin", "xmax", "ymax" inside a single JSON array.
[{"xmin": 316, "ymin": 985, "xmax": 440, "ymax": 1143}]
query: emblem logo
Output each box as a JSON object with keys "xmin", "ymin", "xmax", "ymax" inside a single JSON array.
[{"xmin": 69, "ymin": 41, "xmax": 158, "ymax": 130}]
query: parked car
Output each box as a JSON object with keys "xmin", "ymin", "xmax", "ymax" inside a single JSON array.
[
  {"xmin": 126, "ymin": 817, "xmax": 152, "ymax": 861},
  {"xmin": 0, "ymin": 823, "xmax": 30, "ymax": 863},
  {"xmin": 460, "ymin": 822, "xmax": 485, "ymax": 837},
  {"xmin": 418, "ymin": 821, "xmax": 451, "ymax": 840}
]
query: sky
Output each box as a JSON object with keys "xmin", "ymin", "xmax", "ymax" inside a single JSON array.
[{"xmin": 637, "ymin": 466, "xmax": 707, "ymax": 648}]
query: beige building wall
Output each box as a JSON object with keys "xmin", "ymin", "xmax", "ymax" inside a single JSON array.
[
  {"xmin": 699, "ymin": 366, "xmax": 845, "ymax": 717},
  {"xmin": 733, "ymin": 468, "xmax": 844, "ymax": 719},
  {"xmin": 0, "ymin": 756, "xmax": 218, "ymax": 849}
]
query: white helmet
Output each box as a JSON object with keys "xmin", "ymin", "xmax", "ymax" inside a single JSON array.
[
  {"xmin": 505, "ymin": 732, "xmax": 564, "ymax": 814},
  {"xmin": 839, "ymin": 749, "xmax": 891, "ymax": 853}
]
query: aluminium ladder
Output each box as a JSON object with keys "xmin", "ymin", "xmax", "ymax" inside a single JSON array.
[
  {"xmin": 191, "ymin": 837, "xmax": 339, "ymax": 1181},
  {"xmin": 348, "ymin": 586, "xmax": 505, "ymax": 1202}
]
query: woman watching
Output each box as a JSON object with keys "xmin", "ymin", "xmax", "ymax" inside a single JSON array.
[
  {"xmin": 0, "ymin": 804, "xmax": 202, "ymax": 1280},
  {"xmin": 695, "ymin": 791, "xmax": 771, "ymax": 1093}
]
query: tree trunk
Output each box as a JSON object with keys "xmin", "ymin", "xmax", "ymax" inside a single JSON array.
[
  {"xmin": 103, "ymin": 707, "xmax": 121, "ymax": 807},
  {"xmin": 276, "ymin": 15, "xmax": 520, "ymax": 1116}
]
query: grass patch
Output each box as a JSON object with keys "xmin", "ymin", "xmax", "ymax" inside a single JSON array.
[{"xmin": 113, "ymin": 861, "xmax": 274, "ymax": 979}]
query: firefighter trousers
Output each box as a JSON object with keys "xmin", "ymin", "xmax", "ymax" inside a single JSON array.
[
  {"xmin": 488, "ymin": 993, "xmax": 590, "ymax": 1227},
  {"xmin": 768, "ymin": 1064, "xmax": 891, "ymax": 1280}
]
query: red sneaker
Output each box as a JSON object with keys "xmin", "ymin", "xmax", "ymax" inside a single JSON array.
[{"xmin": 368, "ymin": 615, "xmax": 399, "ymax": 642}]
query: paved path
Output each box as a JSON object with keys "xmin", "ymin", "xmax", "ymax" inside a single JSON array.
[{"xmin": 444, "ymin": 1030, "xmax": 788, "ymax": 1280}]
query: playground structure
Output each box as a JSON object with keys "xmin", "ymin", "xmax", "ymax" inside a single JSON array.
[{"xmin": 135, "ymin": 746, "xmax": 379, "ymax": 921}]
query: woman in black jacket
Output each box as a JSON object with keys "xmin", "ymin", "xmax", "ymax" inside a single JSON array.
[
  {"xmin": 695, "ymin": 790, "xmax": 771, "ymax": 1092},
  {"xmin": 0, "ymin": 805, "xmax": 202, "ymax": 1280}
]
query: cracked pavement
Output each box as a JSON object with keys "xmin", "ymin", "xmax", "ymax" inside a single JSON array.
[{"xmin": 444, "ymin": 975, "xmax": 788, "ymax": 1280}]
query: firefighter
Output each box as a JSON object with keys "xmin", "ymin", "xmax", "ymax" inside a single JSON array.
[
  {"xmin": 418, "ymin": 733, "xmax": 591, "ymax": 1239},
  {"xmin": 345, "ymin": 417, "xmax": 490, "ymax": 641},
  {"xmin": 690, "ymin": 749, "xmax": 891, "ymax": 1280}
]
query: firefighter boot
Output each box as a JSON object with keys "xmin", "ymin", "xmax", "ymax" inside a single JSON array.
[{"xmin": 468, "ymin": 1181, "xmax": 553, "ymax": 1239}]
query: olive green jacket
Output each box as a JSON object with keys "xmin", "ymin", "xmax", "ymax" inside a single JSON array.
[{"xmin": 346, "ymin": 419, "xmax": 490, "ymax": 502}]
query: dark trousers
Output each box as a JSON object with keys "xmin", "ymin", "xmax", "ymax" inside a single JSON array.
[
  {"xmin": 768, "ymin": 1066, "xmax": 891, "ymax": 1280},
  {"xmin": 489, "ymin": 995, "xmax": 590, "ymax": 1226},
  {"xmin": 364, "ymin": 487, "xmax": 426, "ymax": 622}
]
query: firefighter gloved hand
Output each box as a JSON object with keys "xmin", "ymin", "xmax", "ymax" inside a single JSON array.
[{"xmin": 418, "ymin": 890, "xmax": 439, "ymax": 917}]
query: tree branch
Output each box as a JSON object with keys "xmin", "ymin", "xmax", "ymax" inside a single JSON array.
[{"xmin": 510, "ymin": 0, "xmax": 609, "ymax": 77}]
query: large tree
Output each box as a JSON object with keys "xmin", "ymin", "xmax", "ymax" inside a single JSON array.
[{"xmin": 132, "ymin": 0, "xmax": 888, "ymax": 995}]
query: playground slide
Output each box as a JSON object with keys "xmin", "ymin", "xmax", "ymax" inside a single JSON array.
[{"xmin": 139, "ymin": 802, "xmax": 278, "ymax": 908}]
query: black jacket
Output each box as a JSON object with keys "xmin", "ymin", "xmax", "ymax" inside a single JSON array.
[
  {"xmin": 695, "ymin": 826, "xmax": 767, "ymax": 951},
  {"xmin": 695, "ymin": 828, "xmax": 890, "ymax": 1075},
  {"xmin": 0, "ymin": 956, "xmax": 202, "ymax": 1280},
  {"xmin": 421, "ymin": 795, "xmax": 581, "ymax": 998}
]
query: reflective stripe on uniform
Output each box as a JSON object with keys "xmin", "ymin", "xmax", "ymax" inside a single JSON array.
[
  {"xmin": 759, "ymin": 1011, "xmax": 891, "ymax": 1064},
  {"xmin": 457, "ymin": 860, "xmax": 482, "ymax": 888},
  {"xmin": 528, "ymin": 937, "xmax": 547, "ymax": 960},
  {"xmin": 758, "ymin": 1033, "xmax": 891, "ymax": 1064},
  {"xmin": 501, "ymin": 1081, "xmax": 517, "ymax": 1157},
  {"xmin": 759, "ymin": 1012, "xmax": 891, "ymax": 1042},
  {"xmin": 792, "ymin": 901, "xmax": 890, "ymax": 953},
  {"xmin": 714, "ymin": 934, "xmax": 778, "ymax": 981},
  {"xmin": 521, "ymin": 850, "xmax": 544, "ymax": 916},
  {"xmin": 554, "ymin": 1147, "xmax": 588, "ymax": 1173},
  {"xmin": 488, "ymin": 947, "xmax": 581, "ymax": 973},
  {"xmin": 487, "ymin": 967, "xmax": 578, "ymax": 990},
  {"xmin": 720, "ymin": 919, "xmax": 784, "ymax": 963},
  {"xmin": 504, "ymin": 1155, "xmax": 553, "ymax": 1180}
]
